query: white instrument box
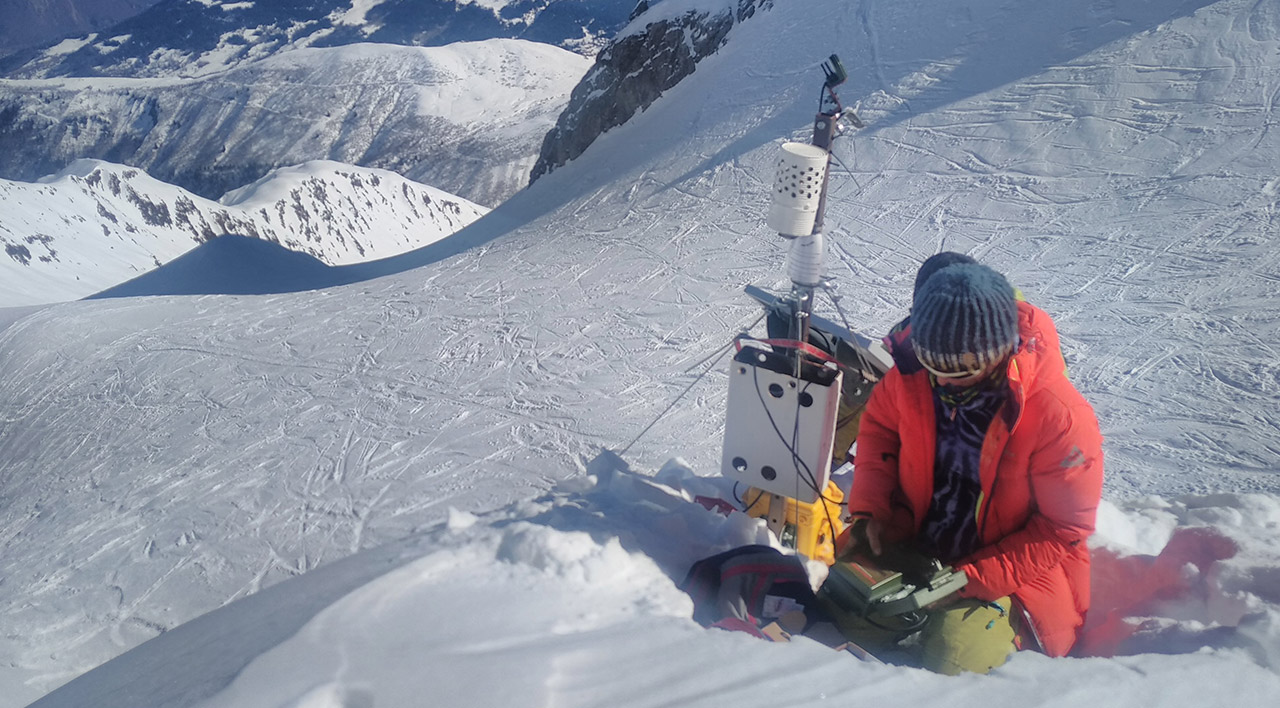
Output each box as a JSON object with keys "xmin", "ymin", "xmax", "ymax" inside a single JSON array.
[{"xmin": 721, "ymin": 342, "xmax": 841, "ymax": 504}]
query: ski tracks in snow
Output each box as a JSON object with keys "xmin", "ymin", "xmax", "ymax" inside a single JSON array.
[{"xmin": 819, "ymin": 0, "xmax": 1280, "ymax": 497}]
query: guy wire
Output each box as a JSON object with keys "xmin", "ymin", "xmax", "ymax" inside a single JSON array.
[{"xmin": 619, "ymin": 311, "xmax": 767, "ymax": 457}]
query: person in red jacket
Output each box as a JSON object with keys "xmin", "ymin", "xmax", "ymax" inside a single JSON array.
[{"xmin": 844, "ymin": 262, "xmax": 1103, "ymax": 673}]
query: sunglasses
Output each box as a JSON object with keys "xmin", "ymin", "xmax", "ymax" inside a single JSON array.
[{"xmin": 919, "ymin": 358, "xmax": 990, "ymax": 380}]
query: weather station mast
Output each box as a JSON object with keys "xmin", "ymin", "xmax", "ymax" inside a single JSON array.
[
  {"xmin": 719, "ymin": 55, "xmax": 887, "ymax": 565},
  {"xmin": 772, "ymin": 55, "xmax": 863, "ymax": 350}
]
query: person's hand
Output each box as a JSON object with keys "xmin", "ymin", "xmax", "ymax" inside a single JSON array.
[
  {"xmin": 863, "ymin": 517, "xmax": 884, "ymax": 556},
  {"xmin": 835, "ymin": 517, "xmax": 884, "ymax": 559}
]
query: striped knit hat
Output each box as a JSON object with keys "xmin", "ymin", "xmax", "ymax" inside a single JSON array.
[
  {"xmin": 912, "ymin": 251, "xmax": 978, "ymax": 297},
  {"xmin": 911, "ymin": 263, "xmax": 1018, "ymax": 375}
]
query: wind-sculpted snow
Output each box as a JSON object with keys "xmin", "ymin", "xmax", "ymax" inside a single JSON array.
[
  {"xmin": 0, "ymin": 40, "xmax": 592, "ymax": 206},
  {"xmin": 3, "ymin": 0, "xmax": 1280, "ymax": 705},
  {"xmin": 88, "ymin": 235, "xmax": 351, "ymax": 300},
  {"xmin": 0, "ymin": 159, "xmax": 487, "ymax": 306}
]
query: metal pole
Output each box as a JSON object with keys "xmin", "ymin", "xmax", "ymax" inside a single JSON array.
[{"xmin": 790, "ymin": 110, "xmax": 839, "ymax": 355}]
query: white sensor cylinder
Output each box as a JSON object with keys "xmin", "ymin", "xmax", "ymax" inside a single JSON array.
[
  {"xmin": 787, "ymin": 232, "xmax": 826, "ymax": 287},
  {"xmin": 767, "ymin": 142, "xmax": 829, "ymax": 237}
]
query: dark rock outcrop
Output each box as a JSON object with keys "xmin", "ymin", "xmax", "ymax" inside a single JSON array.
[{"xmin": 530, "ymin": 0, "xmax": 773, "ymax": 184}]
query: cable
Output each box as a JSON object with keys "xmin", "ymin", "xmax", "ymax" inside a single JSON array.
[
  {"xmin": 739, "ymin": 484, "xmax": 768, "ymax": 514},
  {"xmin": 790, "ymin": 377, "xmax": 842, "ymax": 556},
  {"xmin": 619, "ymin": 342, "xmax": 733, "ymax": 458},
  {"xmin": 829, "ymin": 145, "xmax": 865, "ymax": 195},
  {"xmin": 822, "ymin": 282, "xmax": 885, "ymax": 381},
  {"xmin": 620, "ymin": 310, "xmax": 768, "ymax": 457},
  {"xmin": 861, "ymin": 607, "xmax": 929, "ymax": 635},
  {"xmin": 749, "ymin": 355, "xmax": 847, "ymax": 558},
  {"xmin": 746, "ymin": 353, "xmax": 847, "ymax": 507},
  {"xmin": 682, "ymin": 312, "xmax": 763, "ymax": 373},
  {"xmin": 618, "ymin": 310, "xmax": 767, "ymax": 457},
  {"xmin": 750, "ymin": 363, "xmax": 824, "ymax": 497}
]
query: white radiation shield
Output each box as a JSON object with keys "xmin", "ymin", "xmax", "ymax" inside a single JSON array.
[{"xmin": 766, "ymin": 142, "xmax": 829, "ymax": 237}]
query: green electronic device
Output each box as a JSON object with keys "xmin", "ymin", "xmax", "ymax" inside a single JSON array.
[{"xmin": 817, "ymin": 551, "xmax": 968, "ymax": 619}]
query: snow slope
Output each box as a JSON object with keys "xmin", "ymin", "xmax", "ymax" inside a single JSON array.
[
  {"xmin": 22, "ymin": 461, "xmax": 1280, "ymax": 708},
  {"xmin": 3, "ymin": 0, "xmax": 1280, "ymax": 705},
  {"xmin": 0, "ymin": 160, "xmax": 487, "ymax": 307}
]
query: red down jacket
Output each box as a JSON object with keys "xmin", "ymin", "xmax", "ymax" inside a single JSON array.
[{"xmin": 851, "ymin": 302, "xmax": 1104, "ymax": 656}]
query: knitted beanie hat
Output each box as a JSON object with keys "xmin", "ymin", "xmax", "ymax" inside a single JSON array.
[
  {"xmin": 911, "ymin": 263, "xmax": 1019, "ymax": 374},
  {"xmin": 912, "ymin": 251, "xmax": 978, "ymax": 297}
]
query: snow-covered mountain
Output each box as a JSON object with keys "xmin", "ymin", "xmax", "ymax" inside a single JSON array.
[
  {"xmin": 0, "ymin": 0, "xmax": 160, "ymax": 59},
  {"xmin": 0, "ymin": 159, "xmax": 487, "ymax": 307},
  {"xmin": 3, "ymin": 0, "xmax": 1280, "ymax": 706},
  {"xmin": 0, "ymin": 39, "xmax": 592, "ymax": 206},
  {"xmin": 0, "ymin": 0, "xmax": 638, "ymax": 79}
]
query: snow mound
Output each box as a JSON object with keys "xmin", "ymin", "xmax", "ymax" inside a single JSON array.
[
  {"xmin": 87, "ymin": 234, "xmax": 346, "ymax": 299},
  {"xmin": 1084, "ymin": 494, "xmax": 1280, "ymax": 669},
  {"xmin": 19, "ymin": 454, "xmax": 1280, "ymax": 708},
  {"xmin": 188, "ymin": 461, "xmax": 1280, "ymax": 708}
]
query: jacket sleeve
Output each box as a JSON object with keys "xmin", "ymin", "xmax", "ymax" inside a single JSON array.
[
  {"xmin": 849, "ymin": 374, "xmax": 903, "ymax": 524},
  {"xmin": 955, "ymin": 394, "xmax": 1104, "ymax": 600}
]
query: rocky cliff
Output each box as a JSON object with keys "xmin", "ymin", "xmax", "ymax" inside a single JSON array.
[{"xmin": 530, "ymin": 0, "xmax": 772, "ymax": 184}]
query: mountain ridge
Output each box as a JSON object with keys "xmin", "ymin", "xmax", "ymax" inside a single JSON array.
[
  {"xmin": 0, "ymin": 39, "xmax": 591, "ymax": 206},
  {"xmin": 3, "ymin": 0, "xmax": 1279, "ymax": 705},
  {"xmin": 0, "ymin": 0, "xmax": 639, "ymax": 79},
  {"xmin": 0, "ymin": 158, "xmax": 488, "ymax": 307},
  {"xmin": 0, "ymin": 0, "xmax": 160, "ymax": 60}
]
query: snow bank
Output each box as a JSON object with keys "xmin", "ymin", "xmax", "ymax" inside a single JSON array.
[
  {"xmin": 185, "ymin": 459, "xmax": 1280, "ymax": 708},
  {"xmin": 1084, "ymin": 494, "xmax": 1280, "ymax": 667},
  {"xmin": 195, "ymin": 494, "xmax": 696, "ymax": 708}
]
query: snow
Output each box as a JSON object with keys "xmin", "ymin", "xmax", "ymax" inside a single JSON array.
[
  {"xmin": 0, "ymin": 39, "xmax": 588, "ymax": 207},
  {"xmin": 561, "ymin": 27, "xmax": 610, "ymax": 56},
  {"xmin": 249, "ymin": 39, "xmax": 591, "ymax": 123},
  {"xmin": 19, "ymin": 463, "xmax": 1280, "ymax": 708},
  {"xmin": 41, "ymin": 35, "xmax": 97, "ymax": 57},
  {"xmin": 402, "ymin": 40, "xmax": 591, "ymax": 122},
  {"xmin": 458, "ymin": 0, "xmax": 537, "ymax": 26},
  {"xmin": 619, "ymin": 0, "xmax": 741, "ymax": 38},
  {"xmin": 3, "ymin": 0, "xmax": 1280, "ymax": 706},
  {"xmin": 94, "ymin": 36, "xmax": 133, "ymax": 55},
  {"xmin": 192, "ymin": 487, "xmax": 1280, "ymax": 708},
  {"xmin": 331, "ymin": 0, "xmax": 385, "ymax": 29}
]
